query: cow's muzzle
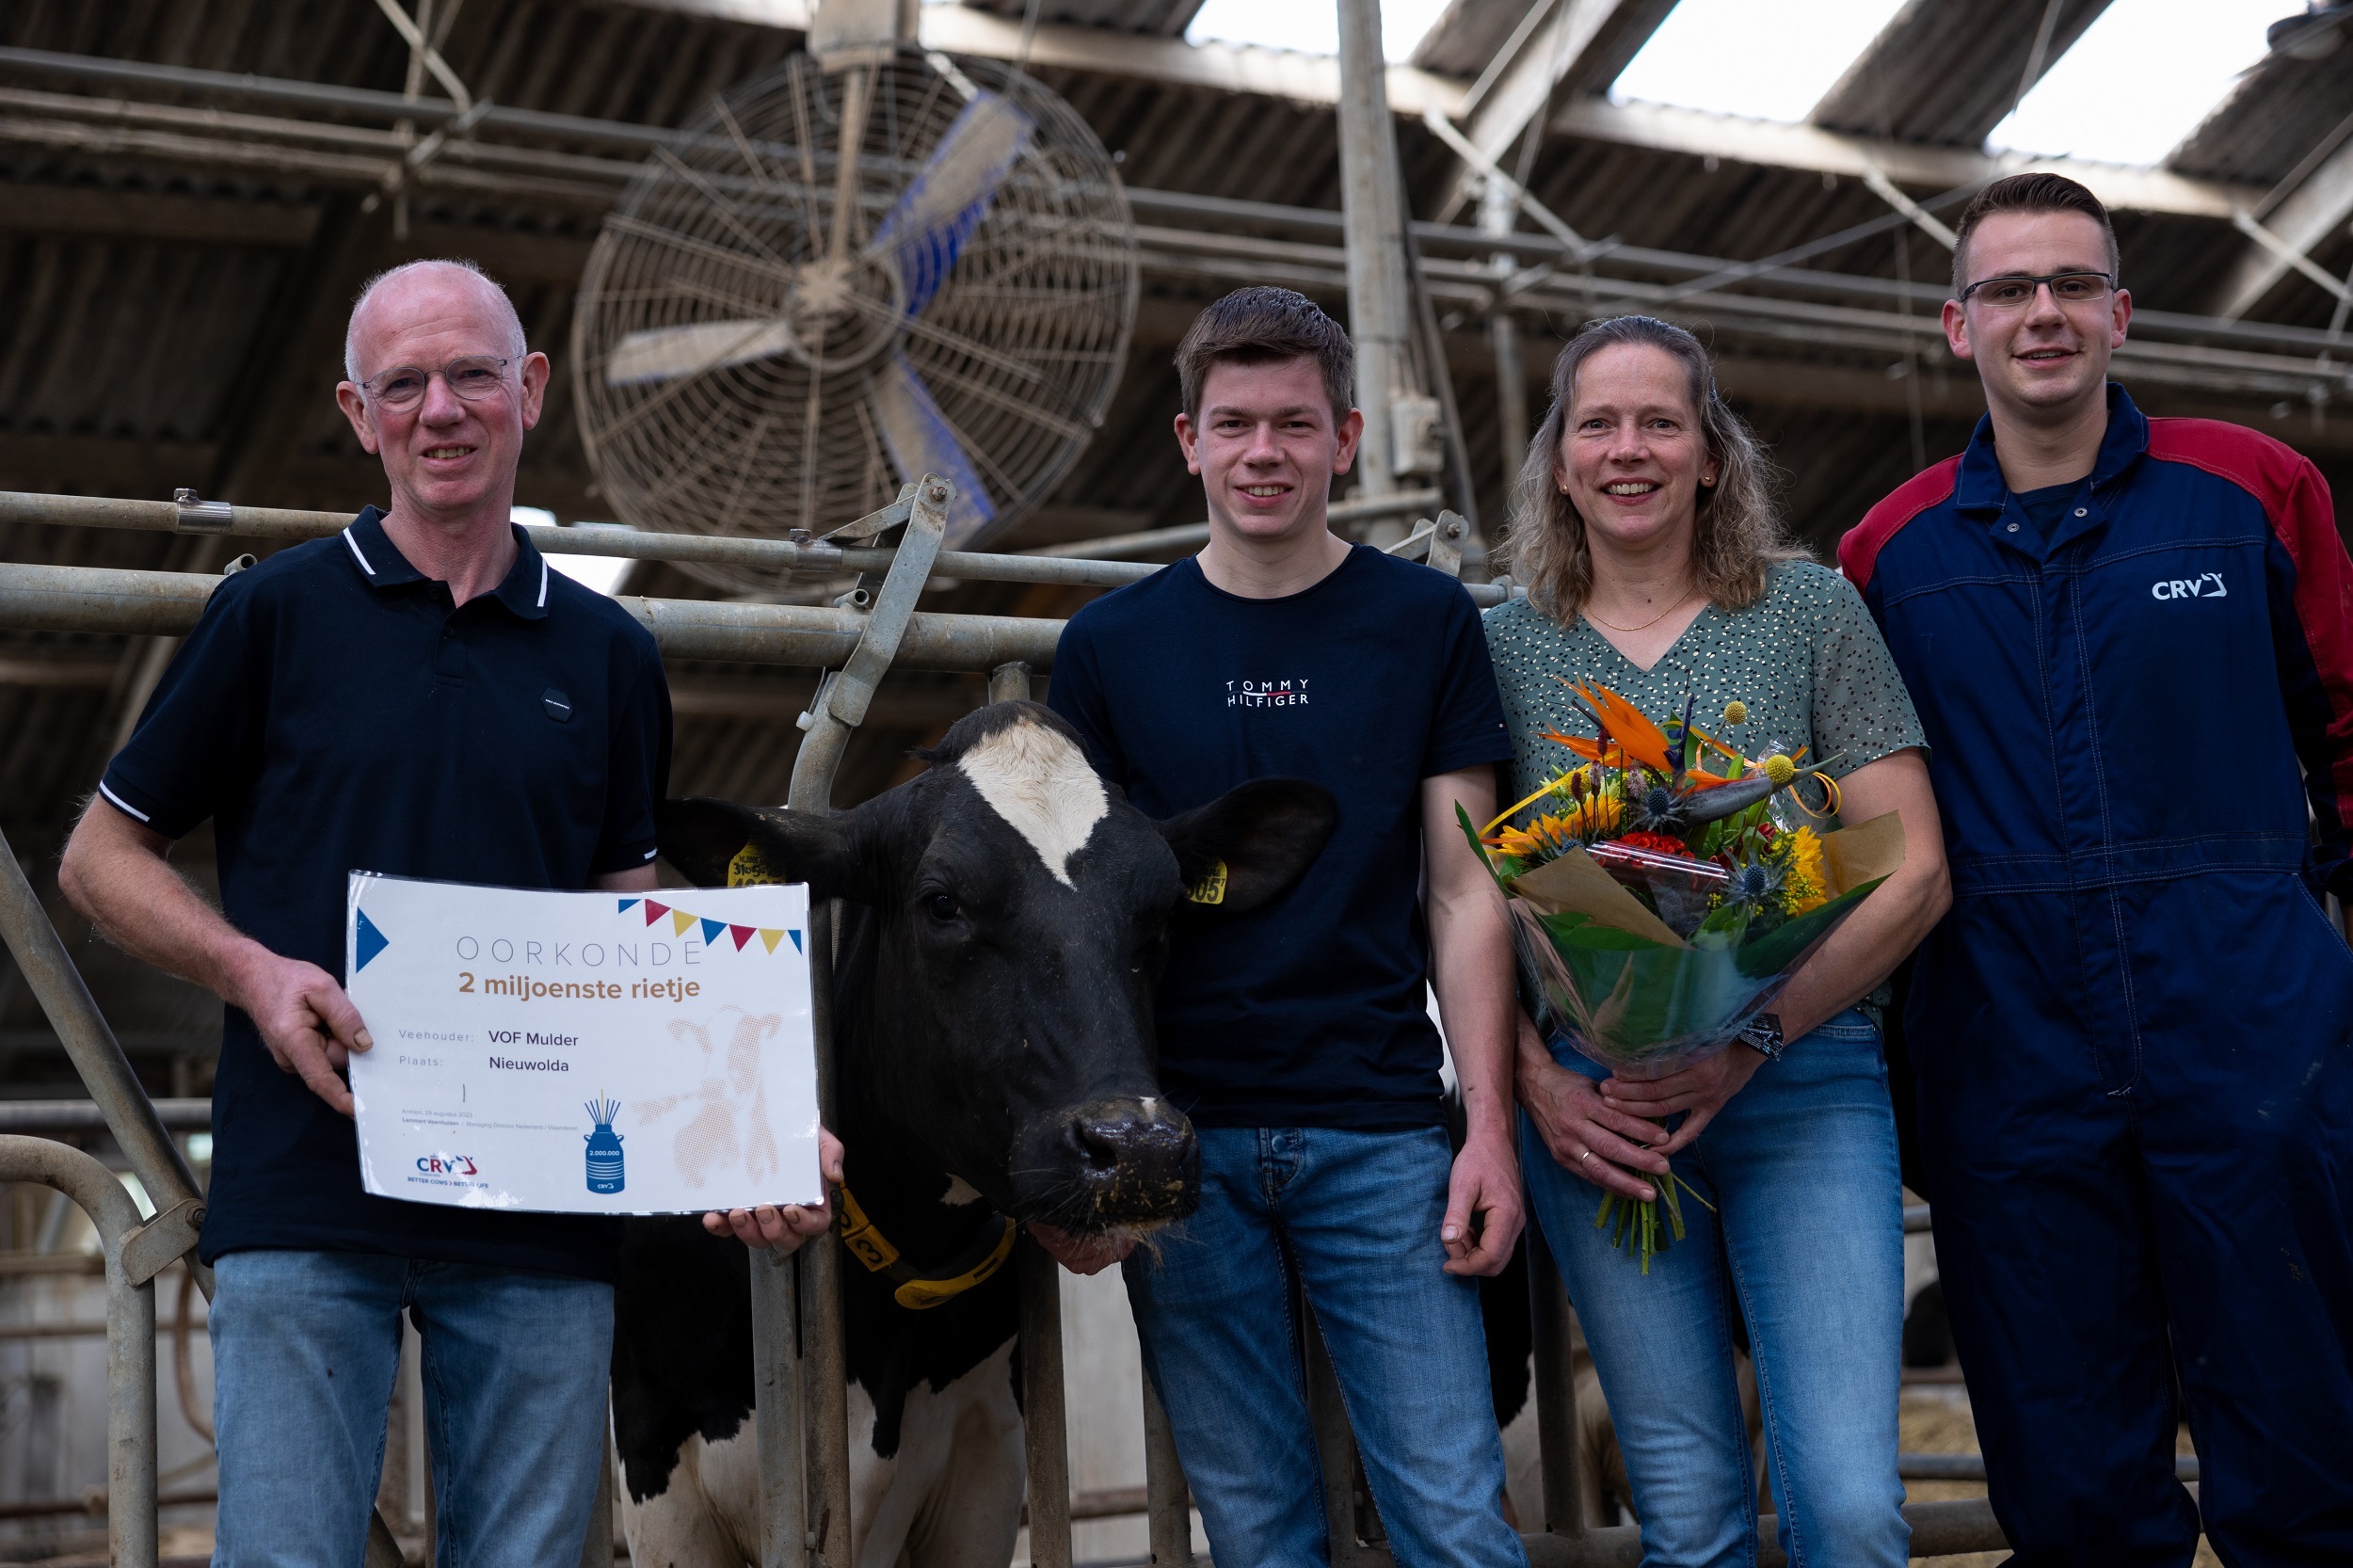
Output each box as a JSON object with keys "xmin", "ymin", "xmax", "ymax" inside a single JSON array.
[{"xmin": 1016, "ymin": 1096, "xmax": 1199, "ymax": 1232}]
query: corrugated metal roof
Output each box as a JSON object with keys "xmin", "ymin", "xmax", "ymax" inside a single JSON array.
[
  {"xmin": 2169, "ymin": 40, "xmax": 2353, "ymax": 186},
  {"xmin": 1414, "ymin": 0, "xmax": 1677, "ymax": 97},
  {"xmin": 953, "ymin": 0, "xmax": 1208, "ymax": 38}
]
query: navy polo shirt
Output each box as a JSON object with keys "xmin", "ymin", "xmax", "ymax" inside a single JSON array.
[{"xmin": 100, "ymin": 507, "xmax": 671, "ymax": 1281}]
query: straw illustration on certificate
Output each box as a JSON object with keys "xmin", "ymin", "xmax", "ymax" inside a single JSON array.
[{"xmin": 344, "ymin": 872, "xmax": 824, "ymax": 1215}]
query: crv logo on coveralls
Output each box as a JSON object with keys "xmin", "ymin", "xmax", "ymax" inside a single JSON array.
[{"xmin": 2152, "ymin": 573, "xmax": 2227, "ymax": 600}]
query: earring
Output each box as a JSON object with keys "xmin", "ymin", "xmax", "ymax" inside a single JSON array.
[{"xmin": 1702, "ymin": 476, "xmax": 1716, "ymax": 488}]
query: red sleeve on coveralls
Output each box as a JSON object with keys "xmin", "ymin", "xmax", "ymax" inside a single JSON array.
[
  {"xmin": 2149, "ymin": 418, "xmax": 2353, "ymax": 859},
  {"xmin": 1839, "ymin": 456, "xmax": 1961, "ymax": 600}
]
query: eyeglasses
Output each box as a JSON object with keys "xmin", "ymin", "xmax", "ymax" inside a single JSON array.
[
  {"xmin": 1957, "ymin": 271, "xmax": 2116, "ymax": 310},
  {"xmin": 357, "ymin": 355, "xmax": 516, "ymax": 411}
]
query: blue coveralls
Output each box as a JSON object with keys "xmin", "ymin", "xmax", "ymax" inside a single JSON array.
[{"xmin": 1843, "ymin": 386, "xmax": 2353, "ymax": 1566}]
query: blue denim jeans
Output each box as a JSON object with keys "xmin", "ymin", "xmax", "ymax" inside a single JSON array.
[
  {"xmin": 210, "ymin": 1249, "xmax": 614, "ymax": 1568},
  {"xmin": 1522, "ymin": 1012, "xmax": 1907, "ymax": 1568},
  {"xmin": 1124, "ymin": 1125, "xmax": 1526, "ymax": 1568}
]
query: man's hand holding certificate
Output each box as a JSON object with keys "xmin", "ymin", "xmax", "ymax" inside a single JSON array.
[{"xmin": 344, "ymin": 872, "xmax": 824, "ymax": 1214}]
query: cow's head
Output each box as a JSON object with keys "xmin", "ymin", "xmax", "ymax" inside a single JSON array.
[{"xmin": 659, "ymin": 701, "xmax": 1336, "ymax": 1237}]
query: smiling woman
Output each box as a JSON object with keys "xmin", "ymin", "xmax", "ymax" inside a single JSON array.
[
  {"xmin": 1483, "ymin": 312, "xmax": 1951, "ymax": 1564},
  {"xmin": 1501, "ymin": 313, "xmax": 1791, "ymax": 636}
]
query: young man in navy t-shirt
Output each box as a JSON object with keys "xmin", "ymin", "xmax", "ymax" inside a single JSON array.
[{"xmin": 1043, "ymin": 289, "xmax": 1528, "ymax": 1566}]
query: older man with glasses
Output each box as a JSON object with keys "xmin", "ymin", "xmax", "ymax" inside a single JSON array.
[
  {"xmin": 58, "ymin": 259, "xmax": 696, "ymax": 1566},
  {"xmin": 1841, "ymin": 173, "xmax": 2353, "ymax": 1566}
]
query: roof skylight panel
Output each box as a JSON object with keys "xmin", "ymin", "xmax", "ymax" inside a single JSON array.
[
  {"xmin": 1609, "ymin": 0, "xmax": 1911, "ymax": 123},
  {"xmin": 1988, "ymin": 0, "xmax": 2280, "ymax": 168}
]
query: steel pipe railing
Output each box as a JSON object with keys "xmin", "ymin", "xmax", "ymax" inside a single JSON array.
[
  {"xmin": 0, "ymin": 489, "xmax": 1465, "ymax": 598},
  {"xmin": 0, "ymin": 1135, "xmax": 161, "ymax": 1568},
  {"xmin": 0, "ymin": 561, "xmax": 1065, "ymax": 670},
  {"xmin": 0, "ymin": 1096, "xmax": 213, "ymax": 1133},
  {"xmin": 0, "ymin": 836, "xmax": 209, "ymax": 1296},
  {"xmin": 0, "ymin": 494, "xmax": 1520, "ymax": 650}
]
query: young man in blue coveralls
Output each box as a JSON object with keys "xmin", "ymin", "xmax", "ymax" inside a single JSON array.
[
  {"xmin": 1843, "ymin": 174, "xmax": 2353, "ymax": 1565},
  {"xmin": 58, "ymin": 260, "xmax": 836, "ymax": 1567},
  {"xmin": 1035, "ymin": 288, "xmax": 1529, "ymax": 1568}
]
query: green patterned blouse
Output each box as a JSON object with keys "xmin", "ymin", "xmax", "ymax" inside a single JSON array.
[{"xmin": 1481, "ymin": 560, "xmax": 1927, "ymax": 828}]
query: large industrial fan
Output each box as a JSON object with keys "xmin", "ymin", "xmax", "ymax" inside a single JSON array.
[{"xmin": 571, "ymin": 46, "xmax": 1138, "ymax": 590}]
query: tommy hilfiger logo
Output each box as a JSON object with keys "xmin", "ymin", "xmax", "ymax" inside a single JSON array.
[
  {"xmin": 2152, "ymin": 573, "xmax": 2227, "ymax": 600},
  {"xmin": 1228, "ymin": 679, "xmax": 1310, "ymax": 708}
]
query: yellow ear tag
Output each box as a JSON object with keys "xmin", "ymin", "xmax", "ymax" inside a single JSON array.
[
  {"xmin": 728, "ymin": 843, "xmax": 779, "ymax": 888},
  {"xmin": 1186, "ymin": 859, "xmax": 1228, "ymax": 905}
]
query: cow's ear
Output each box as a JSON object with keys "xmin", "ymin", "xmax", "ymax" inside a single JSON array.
[
  {"xmin": 658, "ymin": 798, "xmax": 866, "ymax": 900},
  {"xmin": 1157, "ymin": 778, "xmax": 1338, "ymax": 918}
]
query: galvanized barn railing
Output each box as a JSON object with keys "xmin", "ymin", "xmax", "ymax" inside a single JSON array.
[{"xmin": 0, "ymin": 483, "xmax": 2016, "ymax": 1564}]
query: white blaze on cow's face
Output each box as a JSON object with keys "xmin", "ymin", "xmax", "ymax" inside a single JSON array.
[{"xmin": 954, "ymin": 717, "xmax": 1108, "ymax": 888}]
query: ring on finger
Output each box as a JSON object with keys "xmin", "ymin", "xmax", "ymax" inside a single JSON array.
[{"xmin": 1577, "ymin": 1149, "xmax": 1593, "ymax": 1164}]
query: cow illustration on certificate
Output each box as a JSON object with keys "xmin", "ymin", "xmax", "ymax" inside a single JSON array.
[{"xmin": 344, "ymin": 872, "xmax": 824, "ymax": 1214}]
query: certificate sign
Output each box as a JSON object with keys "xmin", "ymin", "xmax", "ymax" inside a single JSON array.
[{"xmin": 344, "ymin": 873, "xmax": 822, "ymax": 1215}]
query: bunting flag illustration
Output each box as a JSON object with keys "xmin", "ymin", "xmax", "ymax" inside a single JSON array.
[{"xmin": 614, "ymin": 897, "xmax": 799, "ymax": 957}]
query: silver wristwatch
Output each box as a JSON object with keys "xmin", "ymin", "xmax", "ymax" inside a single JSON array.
[{"xmin": 1738, "ymin": 1011, "xmax": 1786, "ymax": 1061}]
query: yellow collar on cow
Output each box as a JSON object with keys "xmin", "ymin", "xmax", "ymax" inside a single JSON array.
[{"xmin": 833, "ymin": 1182, "xmax": 1017, "ymax": 1311}]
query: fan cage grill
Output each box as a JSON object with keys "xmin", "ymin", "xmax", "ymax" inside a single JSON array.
[{"xmin": 572, "ymin": 49, "xmax": 1137, "ymax": 594}]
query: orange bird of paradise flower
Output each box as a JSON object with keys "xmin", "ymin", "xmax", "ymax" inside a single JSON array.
[{"xmin": 1547, "ymin": 680, "xmax": 1738, "ymax": 788}]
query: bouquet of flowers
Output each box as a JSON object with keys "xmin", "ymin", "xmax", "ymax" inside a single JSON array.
[{"xmin": 1461, "ymin": 680, "xmax": 1906, "ymax": 1270}]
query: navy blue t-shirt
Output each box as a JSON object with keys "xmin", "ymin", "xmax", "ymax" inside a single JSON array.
[
  {"xmin": 100, "ymin": 507, "xmax": 671, "ymax": 1282},
  {"xmin": 1047, "ymin": 545, "xmax": 1513, "ymax": 1129}
]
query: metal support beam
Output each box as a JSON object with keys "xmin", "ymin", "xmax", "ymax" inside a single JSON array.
[
  {"xmin": 1018, "ymin": 1239, "xmax": 1073, "ymax": 1568},
  {"xmin": 2222, "ymin": 199, "xmax": 2353, "ymax": 318},
  {"xmin": 1141, "ymin": 1370, "xmax": 1193, "ymax": 1566},
  {"xmin": 1482, "ymin": 176, "xmax": 1532, "ymax": 492},
  {"xmin": 0, "ymin": 42, "xmax": 2262, "ymax": 223},
  {"xmin": 749, "ymin": 1247, "xmax": 805, "ymax": 1568},
  {"xmin": 1336, "ymin": 0, "xmax": 1417, "ymax": 504},
  {"xmin": 1422, "ymin": 107, "xmax": 1599, "ymax": 262},
  {"xmin": 1526, "ymin": 1220, "xmax": 1583, "ymax": 1534},
  {"xmin": 1433, "ymin": 0, "xmax": 1672, "ymax": 224},
  {"xmin": 1861, "ymin": 167, "xmax": 1959, "ymax": 251},
  {"xmin": 1545, "ymin": 96, "xmax": 2255, "ymax": 221}
]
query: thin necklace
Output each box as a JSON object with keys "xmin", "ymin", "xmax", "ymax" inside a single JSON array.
[{"xmin": 1585, "ymin": 592, "xmax": 1695, "ymax": 633}]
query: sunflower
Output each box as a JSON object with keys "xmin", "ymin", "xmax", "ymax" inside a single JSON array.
[
  {"xmin": 1778, "ymin": 825, "xmax": 1828, "ymax": 914},
  {"xmin": 1490, "ymin": 795, "xmax": 1623, "ymax": 859}
]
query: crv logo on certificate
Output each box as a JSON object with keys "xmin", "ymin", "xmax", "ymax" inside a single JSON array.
[{"xmin": 344, "ymin": 872, "xmax": 824, "ymax": 1214}]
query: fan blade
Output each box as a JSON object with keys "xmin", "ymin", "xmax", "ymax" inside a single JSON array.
[
  {"xmin": 869, "ymin": 91, "xmax": 1035, "ymax": 318},
  {"xmin": 869, "ymin": 349, "xmax": 996, "ymax": 545},
  {"xmin": 605, "ymin": 319, "xmax": 792, "ymax": 386}
]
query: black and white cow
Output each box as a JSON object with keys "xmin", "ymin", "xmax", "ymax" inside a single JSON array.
[{"xmin": 613, "ymin": 702, "xmax": 1337, "ymax": 1568}]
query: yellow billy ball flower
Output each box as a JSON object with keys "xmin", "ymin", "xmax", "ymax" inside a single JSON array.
[
  {"xmin": 1722, "ymin": 700, "xmax": 1748, "ymax": 726},
  {"xmin": 1760, "ymin": 754, "xmax": 1798, "ymax": 786}
]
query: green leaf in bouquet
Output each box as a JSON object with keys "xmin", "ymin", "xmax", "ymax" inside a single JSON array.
[
  {"xmin": 1691, "ymin": 903, "xmax": 1752, "ymax": 947},
  {"xmin": 1456, "ymin": 802, "xmax": 1512, "ymax": 892},
  {"xmin": 1732, "ymin": 874, "xmax": 1889, "ymax": 977},
  {"xmin": 1537, "ymin": 910, "xmax": 1677, "ymax": 952}
]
